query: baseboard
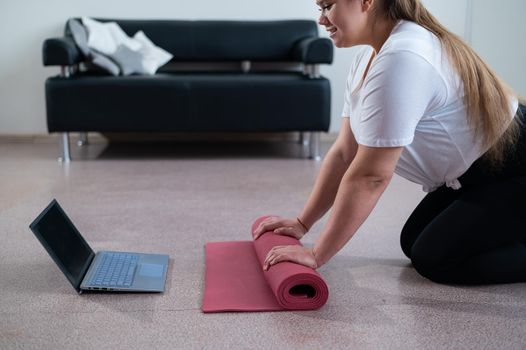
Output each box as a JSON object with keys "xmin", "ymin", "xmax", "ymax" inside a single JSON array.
[{"xmin": 0, "ymin": 132, "xmax": 338, "ymax": 143}]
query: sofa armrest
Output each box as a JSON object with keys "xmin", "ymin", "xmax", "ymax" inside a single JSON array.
[
  {"xmin": 42, "ymin": 37, "xmax": 83, "ymax": 66},
  {"xmin": 293, "ymin": 37, "xmax": 333, "ymax": 64}
]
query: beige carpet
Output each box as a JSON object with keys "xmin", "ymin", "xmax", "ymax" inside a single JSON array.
[{"xmin": 1, "ymin": 138, "xmax": 525, "ymax": 350}]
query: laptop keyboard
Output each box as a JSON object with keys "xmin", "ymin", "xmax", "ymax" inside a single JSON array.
[{"xmin": 90, "ymin": 252, "xmax": 139, "ymax": 287}]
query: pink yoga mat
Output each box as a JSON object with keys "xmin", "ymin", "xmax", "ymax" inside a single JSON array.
[{"xmin": 202, "ymin": 216, "xmax": 329, "ymax": 312}]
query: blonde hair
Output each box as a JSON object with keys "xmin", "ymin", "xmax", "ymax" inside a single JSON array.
[{"xmin": 376, "ymin": 0, "xmax": 522, "ymax": 168}]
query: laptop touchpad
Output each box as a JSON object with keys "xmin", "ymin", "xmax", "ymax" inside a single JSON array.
[{"xmin": 138, "ymin": 263, "xmax": 164, "ymax": 277}]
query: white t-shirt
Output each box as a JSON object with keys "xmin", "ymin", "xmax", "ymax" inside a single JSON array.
[{"xmin": 342, "ymin": 20, "xmax": 519, "ymax": 192}]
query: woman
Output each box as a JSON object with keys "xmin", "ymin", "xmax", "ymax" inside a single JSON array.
[{"xmin": 253, "ymin": 0, "xmax": 526, "ymax": 284}]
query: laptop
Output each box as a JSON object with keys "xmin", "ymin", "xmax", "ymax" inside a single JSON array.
[{"xmin": 29, "ymin": 199, "xmax": 169, "ymax": 294}]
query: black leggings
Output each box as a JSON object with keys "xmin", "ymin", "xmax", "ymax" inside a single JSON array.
[{"xmin": 401, "ymin": 108, "xmax": 526, "ymax": 285}]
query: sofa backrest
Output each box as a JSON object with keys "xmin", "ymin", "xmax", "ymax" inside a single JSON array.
[{"xmin": 67, "ymin": 19, "xmax": 319, "ymax": 62}]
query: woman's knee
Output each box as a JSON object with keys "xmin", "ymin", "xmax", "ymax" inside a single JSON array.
[
  {"xmin": 400, "ymin": 225, "xmax": 416, "ymax": 259},
  {"xmin": 399, "ymin": 188, "xmax": 457, "ymax": 260},
  {"xmin": 410, "ymin": 244, "xmax": 459, "ymax": 284}
]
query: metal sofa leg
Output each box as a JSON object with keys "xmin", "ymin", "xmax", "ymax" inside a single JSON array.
[
  {"xmin": 303, "ymin": 64, "xmax": 322, "ymax": 160},
  {"xmin": 299, "ymin": 132, "xmax": 309, "ymax": 146},
  {"xmin": 57, "ymin": 65, "xmax": 72, "ymax": 162},
  {"xmin": 309, "ymin": 132, "xmax": 321, "ymax": 161},
  {"xmin": 78, "ymin": 132, "xmax": 89, "ymax": 146},
  {"xmin": 59, "ymin": 132, "xmax": 71, "ymax": 163}
]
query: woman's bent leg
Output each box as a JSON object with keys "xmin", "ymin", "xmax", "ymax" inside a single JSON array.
[
  {"xmin": 400, "ymin": 186, "xmax": 461, "ymax": 259},
  {"xmin": 410, "ymin": 177, "xmax": 526, "ymax": 284}
]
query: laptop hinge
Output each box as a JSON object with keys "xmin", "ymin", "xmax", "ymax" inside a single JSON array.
[{"xmin": 77, "ymin": 252, "xmax": 96, "ymax": 292}]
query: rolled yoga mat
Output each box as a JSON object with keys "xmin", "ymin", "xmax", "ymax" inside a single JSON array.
[{"xmin": 202, "ymin": 216, "xmax": 329, "ymax": 312}]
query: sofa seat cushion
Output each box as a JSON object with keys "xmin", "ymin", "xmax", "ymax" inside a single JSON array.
[{"xmin": 46, "ymin": 72, "xmax": 330, "ymax": 132}]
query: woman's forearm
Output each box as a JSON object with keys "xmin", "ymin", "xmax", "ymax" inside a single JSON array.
[
  {"xmin": 299, "ymin": 145, "xmax": 354, "ymax": 230},
  {"xmin": 312, "ymin": 172, "xmax": 391, "ymax": 267}
]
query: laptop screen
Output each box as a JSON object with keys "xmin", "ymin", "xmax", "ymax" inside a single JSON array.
[{"xmin": 29, "ymin": 199, "xmax": 95, "ymax": 292}]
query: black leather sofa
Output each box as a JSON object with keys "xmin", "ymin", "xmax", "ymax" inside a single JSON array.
[{"xmin": 43, "ymin": 19, "xmax": 333, "ymax": 161}]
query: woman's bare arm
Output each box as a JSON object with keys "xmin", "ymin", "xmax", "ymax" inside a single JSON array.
[
  {"xmin": 253, "ymin": 118, "xmax": 358, "ymax": 238},
  {"xmin": 313, "ymin": 145, "xmax": 403, "ymax": 266},
  {"xmin": 299, "ymin": 118, "xmax": 359, "ymax": 229}
]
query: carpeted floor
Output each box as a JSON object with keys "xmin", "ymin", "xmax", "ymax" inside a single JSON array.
[{"xmin": 1, "ymin": 137, "xmax": 525, "ymax": 350}]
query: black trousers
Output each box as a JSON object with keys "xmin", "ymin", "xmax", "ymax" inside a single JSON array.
[{"xmin": 401, "ymin": 107, "xmax": 526, "ymax": 284}]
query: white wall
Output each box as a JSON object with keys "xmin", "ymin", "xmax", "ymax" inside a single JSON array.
[
  {"xmin": 470, "ymin": 0, "xmax": 526, "ymax": 99},
  {"xmin": 0, "ymin": 0, "xmax": 524, "ymax": 134}
]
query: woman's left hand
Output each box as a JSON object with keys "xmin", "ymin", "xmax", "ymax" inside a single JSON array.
[{"xmin": 263, "ymin": 245, "xmax": 318, "ymax": 271}]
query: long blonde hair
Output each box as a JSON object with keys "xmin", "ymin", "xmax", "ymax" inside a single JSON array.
[{"xmin": 376, "ymin": 0, "xmax": 522, "ymax": 168}]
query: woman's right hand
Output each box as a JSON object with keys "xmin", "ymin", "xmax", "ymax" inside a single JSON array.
[{"xmin": 253, "ymin": 216, "xmax": 308, "ymax": 240}]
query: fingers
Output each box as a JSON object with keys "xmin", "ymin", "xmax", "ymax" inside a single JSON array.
[
  {"xmin": 253, "ymin": 217, "xmax": 281, "ymax": 240},
  {"xmin": 254, "ymin": 217, "xmax": 304, "ymax": 240},
  {"xmin": 263, "ymin": 248, "xmax": 279, "ymax": 271},
  {"xmin": 263, "ymin": 245, "xmax": 289, "ymax": 271},
  {"xmin": 263, "ymin": 245, "xmax": 317, "ymax": 271}
]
